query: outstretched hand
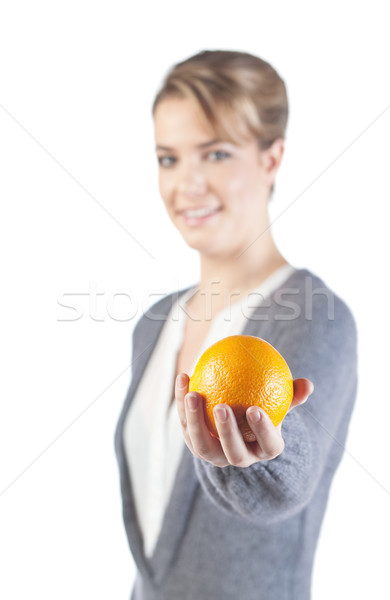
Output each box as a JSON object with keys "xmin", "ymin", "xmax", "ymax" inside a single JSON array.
[{"xmin": 175, "ymin": 373, "xmax": 314, "ymax": 468}]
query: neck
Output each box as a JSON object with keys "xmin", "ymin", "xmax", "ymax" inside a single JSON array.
[{"xmin": 190, "ymin": 229, "xmax": 288, "ymax": 318}]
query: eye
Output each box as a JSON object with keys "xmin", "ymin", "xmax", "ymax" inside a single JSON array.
[
  {"xmin": 157, "ymin": 156, "xmax": 177, "ymax": 168},
  {"xmin": 207, "ymin": 150, "xmax": 231, "ymax": 162}
]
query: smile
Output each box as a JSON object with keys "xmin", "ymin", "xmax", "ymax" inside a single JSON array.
[
  {"xmin": 182, "ymin": 207, "xmax": 220, "ymax": 218},
  {"xmin": 179, "ymin": 206, "xmax": 221, "ymax": 226}
]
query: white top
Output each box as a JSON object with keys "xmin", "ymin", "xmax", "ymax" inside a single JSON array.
[{"xmin": 123, "ymin": 263, "xmax": 296, "ymax": 557}]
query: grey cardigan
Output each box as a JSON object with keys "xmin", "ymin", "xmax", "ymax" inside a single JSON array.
[{"xmin": 115, "ymin": 268, "xmax": 358, "ymax": 600}]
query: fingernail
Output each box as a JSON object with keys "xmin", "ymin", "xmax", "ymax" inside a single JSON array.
[
  {"xmin": 309, "ymin": 382, "xmax": 314, "ymax": 395},
  {"xmin": 214, "ymin": 406, "xmax": 227, "ymax": 422},
  {"xmin": 177, "ymin": 374, "xmax": 187, "ymax": 389},
  {"xmin": 248, "ymin": 409, "xmax": 261, "ymax": 423},
  {"xmin": 186, "ymin": 393, "xmax": 198, "ymax": 410}
]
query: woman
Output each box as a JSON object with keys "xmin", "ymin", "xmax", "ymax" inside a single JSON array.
[{"xmin": 115, "ymin": 50, "xmax": 358, "ymax": 600}]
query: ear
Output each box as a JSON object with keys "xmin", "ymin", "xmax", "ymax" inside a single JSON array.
[
  {"xmin": 261, "ymin": 138, "xmax": 284, "ymax": 173},
  {"xmin": 257, "ymin": 139, "xmax": 284, "ymax": 194}
]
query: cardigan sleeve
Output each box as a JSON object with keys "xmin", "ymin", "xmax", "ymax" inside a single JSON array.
[{"xmin": 193, "ymin": 292, "xmax": 358, "ymax": 526}]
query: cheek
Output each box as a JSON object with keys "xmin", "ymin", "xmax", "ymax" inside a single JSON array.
[
  {"xmin": 158, "ymin": 173, "xmax": 173, "ymax": 208},
  {"xmin": 221, "ymin": 167, "xmax": 259, "ymax": 208}
]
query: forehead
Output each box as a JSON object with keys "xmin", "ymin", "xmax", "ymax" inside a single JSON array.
[{"xmin": 154, "ymin": 97, "xmax": 215, "ymax": 148}]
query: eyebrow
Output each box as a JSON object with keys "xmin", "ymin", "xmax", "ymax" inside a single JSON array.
[{"xmin": 155, "ymin": 139, "xmax": 220, "ymax": 151}]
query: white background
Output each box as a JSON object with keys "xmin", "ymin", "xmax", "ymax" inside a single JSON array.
[{"xmin": 0, "ymin": 1, "xmax": 389, "ymax": 598}]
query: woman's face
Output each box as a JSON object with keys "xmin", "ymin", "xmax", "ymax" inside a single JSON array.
[{"xmin": 153, "ymin": 97, "xmax": 282, "ymax": 258}]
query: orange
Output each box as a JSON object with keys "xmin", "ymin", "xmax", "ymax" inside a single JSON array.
[{"xmin": 188, "ymin": 335, "xmax": 293, "ymax": 442}]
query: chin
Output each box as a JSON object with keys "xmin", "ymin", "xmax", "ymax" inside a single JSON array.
[{"xmin": 182, "ymin": 236, "xmax": 229, "ymax": 258}]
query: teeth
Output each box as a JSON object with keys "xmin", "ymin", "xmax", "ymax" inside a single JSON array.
[{"xmin": 184, "ymin": 207, "xmax": 218, "ymax": 218}]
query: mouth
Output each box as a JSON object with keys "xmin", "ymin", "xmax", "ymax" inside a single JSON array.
[{"xmin": 178, "ymin": 206, "xmax": 221, "ymax": 226}]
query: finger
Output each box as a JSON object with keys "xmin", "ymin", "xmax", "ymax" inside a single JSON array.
[
  {"xmin": 213, "ymin": 404, "xmax": 250, "ymax": 467},
  {"xmin": 289, "ymin": 378, "xmax": 314, "ymax": 411},
  {"xmin": 246, "ymin": 407, "xmax": 285, "ymax": 460},
  {"xmin": 185, "ymin": 392, "xmax": 227, "ymax": 465},
  {"xmin": 175, "ymin": 373, "xmax": 190, "ymax": 431}
]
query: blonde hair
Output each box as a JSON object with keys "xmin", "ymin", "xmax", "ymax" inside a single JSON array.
[
  {"xmin": 152, "ymin": 50, "xmax": 288, "ymax": 197},
  {"xmin": 152, "ymin": 49, "xmax": 289, "ymax": 150}
]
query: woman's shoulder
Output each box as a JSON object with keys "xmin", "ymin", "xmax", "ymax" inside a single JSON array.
[
  {"xmin": 253, "ymin": 267, "xmax": 358, "ymax": 385},
  {"xmin": 131, "ymin": 285, "xmax": 192, "ymax": 339},
  {"xmin": 284, "ymin": 267, "xmax": 356, "ymax": 329},
  {"xmin": 271, "ymin": 267, "xmax": 358, "ymax": 362}
]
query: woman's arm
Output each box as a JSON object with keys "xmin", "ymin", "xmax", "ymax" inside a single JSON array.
[
  {"xmin": 175, "ymin": 294, "xmax": 358, "ymax": 525},
  {"xmin": 175, "ymin": 375, "xmax": 313, "ymax": 468}
]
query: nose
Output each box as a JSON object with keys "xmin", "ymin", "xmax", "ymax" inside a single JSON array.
[{"xmin": 177, "ymin": 161, "xmax": 207, "ymax": 198}]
